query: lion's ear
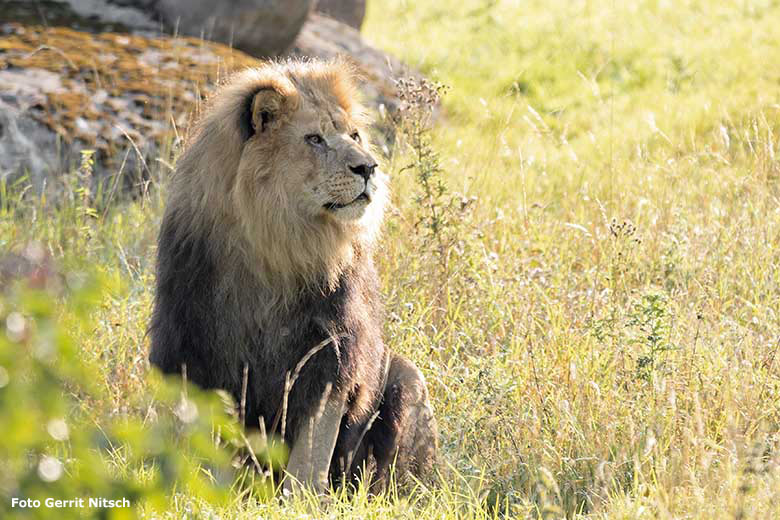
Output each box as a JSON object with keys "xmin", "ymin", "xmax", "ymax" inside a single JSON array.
[{"xmin": 251, "ymin": 88, "xmax": 289, "ymax": 133}]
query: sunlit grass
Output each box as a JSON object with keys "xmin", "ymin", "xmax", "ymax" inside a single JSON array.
[{"xmin": 2, "ymin": 0, "xmax": 779, "ymax": 517}]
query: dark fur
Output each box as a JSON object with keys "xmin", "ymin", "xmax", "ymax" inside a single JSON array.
[
  {"xmin": 332, "ymin": 355, "xmax": 438, "ymax": 490},
  {"xmin": 149, "ymin": 209, "xmax": 385, "ymax": 444},
  {"xmin": 148, "ymin": 66, "xmax": 437, "ymax": 489},
  {"xmin": 149, "ymin": 207, "xmax": 437, "ymax": 487}
]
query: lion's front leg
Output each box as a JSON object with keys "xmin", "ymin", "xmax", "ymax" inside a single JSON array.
[{"xmin": 283, "ymin": 390, "xmax": 348, "ymax": 495}]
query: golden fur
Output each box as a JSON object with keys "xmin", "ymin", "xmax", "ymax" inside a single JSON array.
[
  {"xmin": 167, "ymin": 59, "xmax": 387, "ymax": 304},
  {"xmin": 150, "ymin": 59, "xmax": 437, "ymax": 491}
]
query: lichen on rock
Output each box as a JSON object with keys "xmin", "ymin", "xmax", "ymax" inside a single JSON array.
[
  {"xmin": 0, "ymin": 19, "xmax": 408, "ymax": 186},
  {"xmin": 0, "ymin": 23, "xmax": 259, "ymax": 185}
]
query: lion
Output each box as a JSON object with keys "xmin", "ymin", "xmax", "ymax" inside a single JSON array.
[{"xmin": 148, "ymin": 58, "xmax": 437, "ymax": 494}]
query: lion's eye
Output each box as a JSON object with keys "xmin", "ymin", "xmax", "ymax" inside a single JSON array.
[
  {"xmin": 350, "ymin": 132, "xmax": 361, "ymax": 143},
  {"xmin": 305, "ymin": 134, "xmax": 325, "ymax": 146}
]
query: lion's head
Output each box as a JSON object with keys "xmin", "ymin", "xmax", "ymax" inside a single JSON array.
[
  {"xmin": 169, "ymin": 59, "xmax": 388, "ymax": 296},
  {"xmin": 235, "ymin": 60, "xmax": 386, "ymax": 225}
]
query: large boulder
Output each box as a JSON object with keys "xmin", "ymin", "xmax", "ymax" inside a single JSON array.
[
  {"xmin": 0, "ymin": 16, "xmax": 409, "ymax": 185},
  {"xmin": 155, "ymin": 0, "xmax": 314, "ymax": 57},
  {"xmin": 0, "ymin": 23, "xmax": 258, "ymax": 186},
  {"xmin": 316, "ymin": 0, "xmax": 366, "ymax": 30},
  {"xmin": 0, "ymin": 0, "xmax": 315, "ymax": 56},
  {"xmin": 292, "ymin": 13, "xmax": 405, "ymax": 119}
]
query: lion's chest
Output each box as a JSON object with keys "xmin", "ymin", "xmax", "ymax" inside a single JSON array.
[{"xmin": 236, "ymin": 280, "xmax": 383, "ymax": 437}]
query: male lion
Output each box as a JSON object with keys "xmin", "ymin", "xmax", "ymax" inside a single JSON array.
[{"xmin": 148, "ymin": 59, "xmax": 437, "ymax": 494}]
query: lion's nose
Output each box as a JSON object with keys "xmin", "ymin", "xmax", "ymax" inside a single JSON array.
[{"xmin": 349, "ymin": 163, "xmax": 377, "ymax": 181}]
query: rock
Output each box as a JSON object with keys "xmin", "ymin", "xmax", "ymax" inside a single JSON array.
[
  {"xmin": 0, "ymin": 23, "xmax": 260, "ymax": 186},
  {"xmin": 292, "ymin": 13, "xmax": 408, "ymax": 117},
  {"xmin": 155, "ymin": 0, "xmax": 315, "ymax": 56},
  {"xmin": 0, "ymin": 0, "xmax": 159, "ymax": 32},
  {"xmin": 0, "ymin": 18, "xmax": 410, "ymax": 184},
  {"xmin": 0, "ymin": 84, "xmax": 61, "ymax": 182},
  {"xmin": 316, "ymin": 0, "xmax": 366, "ymax": 30},
  {"xmin": 0, "ymin": 0, "xmax": 315, "ymax": 56}
]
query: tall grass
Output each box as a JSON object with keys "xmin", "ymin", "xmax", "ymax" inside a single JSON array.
[{"xmin": 2, "ymin": 0, "xmax": 779, "ymax": 517}]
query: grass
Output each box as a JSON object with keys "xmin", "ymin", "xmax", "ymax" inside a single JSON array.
[{"xmin": 2, "ymin": 0, "xmax": 780, "ymax": 517}]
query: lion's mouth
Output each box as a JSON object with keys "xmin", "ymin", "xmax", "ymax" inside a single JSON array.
[{"xmin": 324, "ymin": 192, "xmax": 370, "ymax": 211}]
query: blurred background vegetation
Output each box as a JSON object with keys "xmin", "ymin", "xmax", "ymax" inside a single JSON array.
[{"xmin": 1, "ymin": 0, "xmax": 780, "ymax": 518}]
